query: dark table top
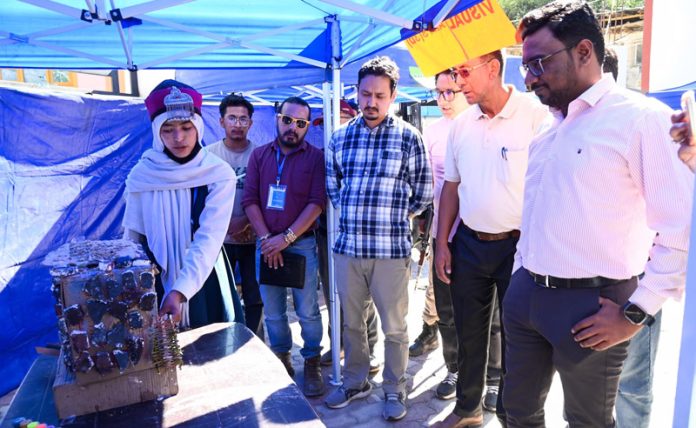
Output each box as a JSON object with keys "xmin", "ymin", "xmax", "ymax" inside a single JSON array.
[{"xmin": 2, "ymin": 323, "xmax": 323, "ymax": 427}]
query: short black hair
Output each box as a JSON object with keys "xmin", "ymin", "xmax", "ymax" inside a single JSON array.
[
  {"xmin": 603, "ymin": 47, "xmax": 618, "ymax": 80},
  {"xmin": 278, "ymin": 96, "xmax": 311, "ymax": 120},
  {"xmin": 218, "ymin": 93, "xmax": 254, "ymax": 118},
  {"xmin": 358, "ymin": 56, "xmax": 400, "ymax": 93},
  {"xmin": 519, "ymin": 1, "xmax": 605, "ymax": 65}
]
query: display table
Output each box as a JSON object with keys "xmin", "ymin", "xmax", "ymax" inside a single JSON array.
[{"xmin": 1, "ymin": 323, "xmax": 323, "ymax": 427}]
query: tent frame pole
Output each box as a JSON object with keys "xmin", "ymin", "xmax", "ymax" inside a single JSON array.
[{"xmin": 326, "ymin": 15, "xmax": 343, "ymax": 387}]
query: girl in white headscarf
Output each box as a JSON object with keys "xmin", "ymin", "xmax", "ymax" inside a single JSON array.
[{"xmin": 123, "ymin": 80, "xmax": 237, "ymax": 328}]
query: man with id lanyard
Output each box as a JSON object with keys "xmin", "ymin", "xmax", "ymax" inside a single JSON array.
[{"xmin": 242, "ymin": 96, "xmax": 327, "ymax": 398}]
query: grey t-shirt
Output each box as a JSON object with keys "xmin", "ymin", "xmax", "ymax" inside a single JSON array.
[{"xmin": 206, "ymin": 139, "xmax": 255, "ymax": 219}]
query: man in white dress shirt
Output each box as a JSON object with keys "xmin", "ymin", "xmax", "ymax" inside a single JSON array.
[
  {"xmin": 432, "ymin": 50, "xmax": 549, "ymax": 428},
  {"xmin": 504, "ymin": 2, "xmax": 693, "ymax": 427}
]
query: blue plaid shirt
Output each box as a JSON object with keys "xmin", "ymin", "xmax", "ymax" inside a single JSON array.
[{"xmin": 326, "ymin": 114, "xmax": 433, "ymax": 259}]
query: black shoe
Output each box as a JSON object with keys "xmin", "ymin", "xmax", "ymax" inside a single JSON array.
[
  {"xmin": 303, "ymin": 356, "xmax": 326, "ymax": 397},
  {"xmin": 482, "ymin": 385, "xmax": 498, "ymax": 412},
  {"xmin": 409, "ymin": 322, "xmax": 439, "ymax": 357},
  {"xmin": 275, "ymin": 351, "xmax": 295, "ymax": 377},
  {"xmin": 436, "ymin": 371, "xmax": 457, "ymax": 400}
]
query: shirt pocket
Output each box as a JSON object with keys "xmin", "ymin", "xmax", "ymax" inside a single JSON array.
[
  {"xmin": 497, "ymin": 146, "xmax": 529, "ymax": 184},
  {"xmin": 378, "ymin": 149, "xmax": 404, "ymax": 178}
]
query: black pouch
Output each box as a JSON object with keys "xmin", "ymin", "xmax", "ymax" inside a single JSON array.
[{"xmin": 259, "ymin": 251, "xmax": 306, "ymax": 288}]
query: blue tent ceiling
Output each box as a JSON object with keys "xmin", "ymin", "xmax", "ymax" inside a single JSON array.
[{"xmin": 0, "ymin": 0, "xmax": 481, "ymax": 70}]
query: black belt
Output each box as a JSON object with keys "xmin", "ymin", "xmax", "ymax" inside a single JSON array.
[
  {"xmin": 526, "ymin": 269, "xmax": 632, "ymax": 289},
  {"xmin": 461, "ymin": 223, "xmax": 520, "ymax": 242}
]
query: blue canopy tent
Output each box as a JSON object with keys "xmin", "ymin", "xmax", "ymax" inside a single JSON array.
[
  {"xmin": 176, "ymin": 47, "xmax": 527, "ymax": 107},
  {"xmin": 176, "ymin": 44, "xmax": 437, "ymax": 104},
  {"xmin": 0, "ymin": 0, "xmax": 485, "ymax": 395},
  {"xmin": 648, "ymin": 81, "xmax": 696, "ymax": 110}
]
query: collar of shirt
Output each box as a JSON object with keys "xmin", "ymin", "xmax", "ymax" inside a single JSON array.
[
  {"xmin": 356, "ymin": 113, "xmax": 396, "ymax": 130},
  {"xmin": 472, "ymin": 85, "xmax": 523, "ymax": 121},
  {"xmin": 551, "ymin": 74, "xmax": 616, "ymax": 121}
]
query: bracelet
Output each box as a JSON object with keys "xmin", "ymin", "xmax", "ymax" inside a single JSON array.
[
  {"xmin": 259, "ymin": 233, "xmax": 272, "ymax": 241},
  {"xmin": 283, "ymin": 228, "xmax": 297, "ymax": 244}
]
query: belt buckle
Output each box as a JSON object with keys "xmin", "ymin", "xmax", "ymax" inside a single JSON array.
[{"xmin": 543, "ymin": 275, "xmax": 555, "ymax": 288}]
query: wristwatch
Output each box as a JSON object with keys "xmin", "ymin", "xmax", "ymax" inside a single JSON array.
[{"xmin": 622, "ymin": 301, "xmax": 655, "ymax": 326}]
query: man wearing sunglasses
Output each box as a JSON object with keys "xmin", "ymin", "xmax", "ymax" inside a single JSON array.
[
  {"xmin": 325, "ymin": 56, "xmax": 432, "ymax": 421},
  {"xmin": 432, "ymin": 49, "xmax": 549, "ymax": 428},
  {"xmin": 504, "ymin": 2, "xmax": 692, "ymax": 427},
  {"xmin": 242, "ymin": 96, "xmax": 327, "ymax": 398},
  {"xmin": 207, "ymin": 94, "xmax": 264, "ymax": 340}
]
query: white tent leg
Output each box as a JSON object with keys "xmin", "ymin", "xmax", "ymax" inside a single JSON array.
[{"xmin": 326, "ymin": 16, "xmax": 343, "ymax": 387}]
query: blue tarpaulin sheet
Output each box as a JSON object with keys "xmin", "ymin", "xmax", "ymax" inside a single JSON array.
[{"xmin": 0, "ymin": 85, "xmax": 325, "ymax": 395}]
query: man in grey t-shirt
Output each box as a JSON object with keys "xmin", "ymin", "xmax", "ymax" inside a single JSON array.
[{"xmin": 207, "ymin": 94, "xmax": 262, "ymax": 337}]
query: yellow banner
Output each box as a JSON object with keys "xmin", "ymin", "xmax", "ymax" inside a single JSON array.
[{"xmin": 405, "ymin": 0, "xmax": 517, "ymax": 76}]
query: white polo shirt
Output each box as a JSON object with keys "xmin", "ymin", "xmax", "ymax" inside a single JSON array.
[{"xmin": 444, "ymin": 86, "xmax": 550, "ymax": 234}]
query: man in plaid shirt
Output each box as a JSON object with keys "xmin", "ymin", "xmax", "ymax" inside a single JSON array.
[{"xmin": 324, "ymin": 56, "xmax": 433, "ymax": 421}]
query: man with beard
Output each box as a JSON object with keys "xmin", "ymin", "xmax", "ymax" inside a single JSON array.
[
  {"xmin": 242, "ymin": 96, "xmax": 327, "ymax": 397},
  {"xmin": 503, "ymin": 2, "xmax": 692, "ymax": 427},
  {"xmin": 207, "ymin": 94, "xmax": 264, "ymax": 339},
  {"xmin": 324, "ymin": 56, "xmax": 432, "ymax": 421}
]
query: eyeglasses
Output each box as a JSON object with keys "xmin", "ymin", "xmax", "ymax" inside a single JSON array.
[
  {"xmin": 520, "ymin": 46, "xmax": 572, "ymax": 78},
  {"xmin": 450, "ymin": 59, "xmax": 493, "ymax": 83},
  {"xmin": 436, "ymin": 89, "xmax": 462, "ymax": 101},
  {"xmin": 277, "ymin": 114, "xmax": 310, "ymax": 129},
  {"xmin": 224, "ymin": 115, "xmax": 250, "ymax": 126}
]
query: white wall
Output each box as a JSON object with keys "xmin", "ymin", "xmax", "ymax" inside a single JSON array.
[{"xmin": 648, "ymin": 0, "xmax": 696, "ymax": 91}]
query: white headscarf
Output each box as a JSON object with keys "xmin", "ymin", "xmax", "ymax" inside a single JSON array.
[{"xmin": 123, "ymin": 113, "xmax": 236, "ymax": 327}]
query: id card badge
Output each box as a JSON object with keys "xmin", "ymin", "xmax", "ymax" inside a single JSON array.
[{"xmin": 267, "ymin": 184, "xmax": 287, "ymax": 210}]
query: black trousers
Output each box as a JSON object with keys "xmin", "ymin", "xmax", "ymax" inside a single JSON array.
[
  {"xmin": 449, "ymin": 223, "xmax": 516, "ymax": 420},
  {"xmin": 317, "ymin": 223, "xmax": 378, "ymax": 352},
  {"xmin": 503, "ymin": 269, "xmax": 635, "ymax": 428},
  {"xmin": 487, "ymin": 297, "xmax": 502, "ymax": 386},
  {"xmin": 223, "ymin": 243, "xmax": 264, "ymax": 338},
  {"xmin": 431, "ymin": 238, "xmax": 459, "ymax": 372}
]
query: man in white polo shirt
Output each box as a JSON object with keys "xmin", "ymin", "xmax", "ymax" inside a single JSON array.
[{"xmin": 433, "ymin": 50, "xmax": 549, "ymax": 428}]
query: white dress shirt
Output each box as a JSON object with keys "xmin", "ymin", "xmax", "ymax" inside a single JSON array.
[
  {"xmin": 515, "ymin": 75, "xmax": 693, "ymax": 315},
  {"xmin": 424, "ymin": 115, "xmax": 456, "ymax": 240},
  {"xmin": 444, "ymin": 86, "xmax": 550, "ymax": 233}
]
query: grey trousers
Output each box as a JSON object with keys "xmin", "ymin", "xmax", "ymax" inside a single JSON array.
[
  {"xmin": 503, "ymin": 268, "xmax": 636, "ymax": 428},
  {"xmin": 334, "ymin": 253, "xmax": 410, "ymax": 394}
]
